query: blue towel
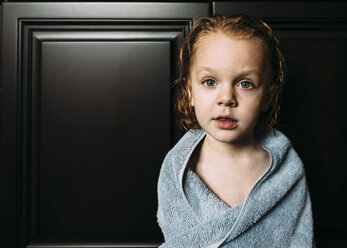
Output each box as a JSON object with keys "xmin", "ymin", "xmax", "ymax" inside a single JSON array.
[{"xmin": 157, "ymin": 128, "xmax": 314, "ymax": 247}]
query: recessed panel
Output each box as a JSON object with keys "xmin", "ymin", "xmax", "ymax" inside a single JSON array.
[{"xmin": 35, "ymin": 41, "xmax": 170, "ymax": 241}]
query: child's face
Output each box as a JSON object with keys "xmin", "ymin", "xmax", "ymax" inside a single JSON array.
[{"xmin": 189, "ymin": 31, "xmax": 272, "ymax": 145}]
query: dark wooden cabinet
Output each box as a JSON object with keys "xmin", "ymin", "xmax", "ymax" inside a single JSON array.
[
  {"xmin": 1, "ymin": 1, "xmax": 347, "ymax": 248},
  {"xmin": 0, "ymin": 2, "xmax": 209, "ymax": 247}
]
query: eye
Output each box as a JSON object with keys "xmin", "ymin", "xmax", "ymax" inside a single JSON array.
[
  {"xmin": 238, "ymin": 81, "xmax": 253, "ymax": 89},
  {"xmin": 203, "ymin": 79, "xmax": 217, "ymax": 87}
]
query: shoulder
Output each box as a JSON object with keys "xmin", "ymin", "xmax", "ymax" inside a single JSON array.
[
  {"xmin": 259, "ymin": 128, "xmax": 306, "ymax": 177},
  {"xmin": 258, "ymin": 128, "xmax": 291, "ymax": 151},
  {"xmin": 157, "ymin": 129, "xmax": 206, "ymax": 226},
  {"xmin": 163, "ymin": 129, "xmax": 205, "ymax": 166},
  {"xmin": 158, "ymin": 129, "xmax": 205, "ymax": 182}
]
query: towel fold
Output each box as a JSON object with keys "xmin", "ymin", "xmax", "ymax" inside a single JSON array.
[{"xmin": 157, "ymin": 128, "xmax": 314, "ymax": 247}]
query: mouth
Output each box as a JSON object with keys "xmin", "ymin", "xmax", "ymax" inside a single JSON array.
[{"xmin": 213, "ymin": 116, "xmax": 238, "ymax": 129}]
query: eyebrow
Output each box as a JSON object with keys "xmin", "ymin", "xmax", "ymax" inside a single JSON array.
[
  {"xmin": 196, "ymin": 67, "xmax": 217, "ymax": 74},
  {"xmin": 196, "ymin": 66, "xmax": 261, "ymax": 76}
]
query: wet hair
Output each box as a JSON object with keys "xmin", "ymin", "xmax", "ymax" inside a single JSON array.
[{"xmin": 173, "ymin": 14, "xmax": 286, "ymax": 131}]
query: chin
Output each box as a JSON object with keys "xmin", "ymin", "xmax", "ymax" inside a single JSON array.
[
  {"xmin": 205, "ymin": 126, "xmax": 254, "ymax": 145},
  {"xmin": 205, "ymin": 128, "xmax": 240, "ymax": 143}
]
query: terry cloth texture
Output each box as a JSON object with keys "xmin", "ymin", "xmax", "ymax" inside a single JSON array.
[{"xmin": 157, "ymin": 128, "xmax": 314, "ymax": 247}]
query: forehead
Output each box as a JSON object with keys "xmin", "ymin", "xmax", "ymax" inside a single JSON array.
[{"xmin": 190, "ymin": 31, "xmax": 270, "ymax": 76}]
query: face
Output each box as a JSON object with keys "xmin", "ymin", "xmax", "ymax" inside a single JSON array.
[{"xmin": 189, "ymin": 31, "xmax": 272, "ymax": 146}]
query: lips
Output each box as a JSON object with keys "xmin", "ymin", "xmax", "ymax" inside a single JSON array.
[
  {"xmin": 213, "ymin": 115, "xmax": 238, "ymax": 129},
  {"xmin": 213, "ymin": 115, "xmax": 237, "ymax": 122}
]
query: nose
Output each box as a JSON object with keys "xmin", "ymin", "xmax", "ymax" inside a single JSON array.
[{"xmin": 217, "ymin": 85, "xmax": 237, "ymax": 107}]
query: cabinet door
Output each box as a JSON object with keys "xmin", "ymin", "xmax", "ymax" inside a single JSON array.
[
  {"xmin": 214, "ymin": 2, "xmax": 347, "ymax": 247},
  {"xmin": 0, "ymin": 3, "xmax": 209, "ymax": 248}
]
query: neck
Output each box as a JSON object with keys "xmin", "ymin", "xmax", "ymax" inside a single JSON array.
[{"xmin": 201, "ymin": 132, "xmax": 263, "ymax": 167}]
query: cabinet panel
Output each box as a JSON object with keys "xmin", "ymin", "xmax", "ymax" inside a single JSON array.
[
  {"xmin": 214, "ymin": 2, "xmax": 347, "ymax": 247},
  {"xmin": 0, "ymin": 3, "xmax": 209, "ymax": 248},
  {"xmin": 32, "ymin": 37, "xmax": 170, "ymax": 241}
]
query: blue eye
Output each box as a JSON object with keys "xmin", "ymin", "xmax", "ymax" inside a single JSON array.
[
  {"xmin": 238, "ymin": 81, "xmax": 253, "ymax": 89},
  {"xmin": 203, "ymin": 79, "xmax": 216, "ymax": 87}
]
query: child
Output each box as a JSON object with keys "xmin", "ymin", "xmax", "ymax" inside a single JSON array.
[{"xmin": 157, "ymin": 14, "xmax": 314, "ymax": 247}]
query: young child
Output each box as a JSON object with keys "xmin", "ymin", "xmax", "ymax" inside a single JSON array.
[{"xmin": 157, "ymin": 14, "xmax": 314, "ymax": 247}]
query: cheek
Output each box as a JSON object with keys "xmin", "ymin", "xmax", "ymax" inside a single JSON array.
[
  {"xmin": 190, "ymin": 86, "xmax": 201, "ymax": 108},
  {"xmin": 244, "ymin": 102, "xmax": 262, "ymax": 115},
  {"xmin": 191, "ymin": 98, "xmax": 208, "ymax": 120},
  {"xmin": 241, "ymin": 92, "xmax": 263, "ymax": 106},
  {"xmin": 193, "ymin": 107, "xmax": 208, "ymax": 127},
  {"xmin": 240, "ymin": 96, "xmax": 264, "ymax": 118}
]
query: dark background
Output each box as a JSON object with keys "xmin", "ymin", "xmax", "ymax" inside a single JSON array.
[{"xmin": 1, "ymin": 1, "xmax": 346, "ymax": 248}]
